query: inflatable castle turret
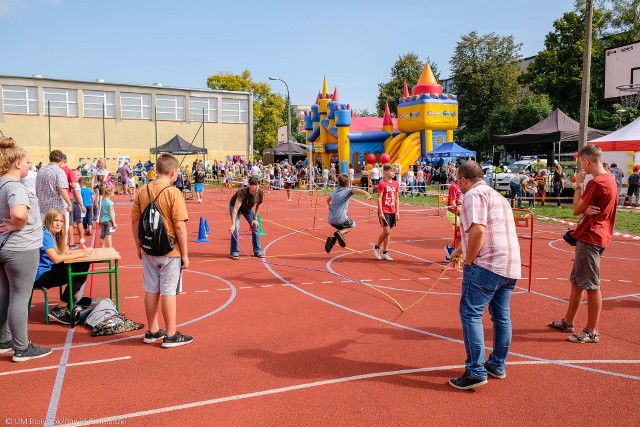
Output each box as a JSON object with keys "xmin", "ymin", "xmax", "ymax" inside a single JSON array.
[{"xmin": 305, "ymin": 63, "xmax": 458, "ymax": 176}]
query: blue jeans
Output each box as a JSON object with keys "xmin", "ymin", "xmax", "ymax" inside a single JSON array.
[
  {"xmin": 229, "ymin": 205, "xmax": 262, "ymax": 256},
  {"xmin": 459, "ymin": 264, "xmax": 516, "ymax": 380},
  {"xmin": 510, "ymin": 182, "xmax": 523, "ymax": 208}
]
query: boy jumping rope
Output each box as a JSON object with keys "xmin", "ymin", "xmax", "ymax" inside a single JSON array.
[
  {"xmin": 374, "ymin": 164, "xmax": 399, "ymax": 261},
  {"xmin": 325, "ymin": 173, "xmax": 372, "ymax": 253}
]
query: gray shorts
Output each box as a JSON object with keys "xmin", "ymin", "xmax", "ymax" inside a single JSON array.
[
  {"xmin": 142, "ymin": 254, "xmax": 182, "ymax": 296},
  {"xmin": 100, "ymin": 220, "xmax": 113, "ymax": 238},
  {"xmin": 570, "ymin": 240, "xmax": 605, "ymax": 290}
]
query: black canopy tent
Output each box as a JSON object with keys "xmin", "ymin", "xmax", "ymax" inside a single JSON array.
[
  {"xmin": 493, "ymin": 109, "xmax": 610, "ymax": 165},
  {"xmin": 262, "ymin": 141, "xmax": 307, "ymax": 164},
  {"xmin": 150, "ymin": 134, "xmax": 208, "ymax": 155}
]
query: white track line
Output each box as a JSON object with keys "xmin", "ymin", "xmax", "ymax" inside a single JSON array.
[
  {"xmin": 0, "ymin": 356, "xmax": 131, "ymax": 377},
  {"xmin": 260, "ymin": 285, "xmax": 273, "ymax": 288},
  {"xmin": 124, "ymin": 296, "xmax": 139, "ymax": 299},
  {"xmin": 195, "ymin": 290, "xmax": 209, "ymax": 293},
  {"xmin": 56, "ymin": 359, "xmax": 640, "ymax": 427}
]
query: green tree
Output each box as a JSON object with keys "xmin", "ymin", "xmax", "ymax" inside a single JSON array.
[
  {"xmin": 206, "ymin": 70, "xmax": 285, "ymax": 158},
  {"xmin": 575, "ymin": 0, "xmax": 640, "ymax": 43},
  {"xmin": 520, "ymin": 10, "xmax": 608, "ymax": 124},
  {"xmin": 353, "ymin": 108, "xmax": 378, "ymax": 117},
  {"xmin": 450, "ymin": 31, "xmax": 522, "ymax": 156},
  {"xmin": 376, "ymin": 53, "xmax": 440, "ymax": 116},
  {"xmin": 485, "ymin": 94, "xmax": 554, "ymax": 158}
]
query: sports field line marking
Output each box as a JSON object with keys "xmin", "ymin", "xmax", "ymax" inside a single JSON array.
[
  {"xmin": 418, "ymin": 277, "xmax": 430, "ymax": 280},
  {"xmin": 55, "ymin": 359, "xmax": 640, "ymax": 427},
  {"xmin": 380, "ymin": 278, "xmax": 391, "ymax": 281},
  {"xmin": 217, "ymin": 288, "xmax": 230, "ymax": 291},
  {"xmin": 301, "ymin": 282, "xmax": 313, "ymax": 285},
  {"xmin": 260, "ymin": 285, "xmax": 273, "ymax": 288},
  {"xmin": 321, "ymin": 281, "xmax": 333, "ymax": 284},
  {"xmin": 124, "ymin": 296, "xmax": 139, "ymax": 299},
  {"xmin": 265, "ymin": 232, "xmax": 639, "ymax": 382},
  {"xmin": 0, "ymin": 356, "xmax": 131, "ymax": 377},
  {"xmin": 601, "ymin": 279, "xmax": 611, "ymax": 282},
  {"xmin": 537, "ymin": 278, "xmax": 548, "ymax": 280},
  {"xmin": 619, "ymin": 280, "xmax": 632, "ymax": 283},
  {"xmin": 195, "ymin": 290, "xmax": 209, "ymax": 293}
]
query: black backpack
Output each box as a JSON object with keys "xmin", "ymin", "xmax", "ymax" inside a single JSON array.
[{"xmin": 138, "ymin": 185, "xmax": 175, "ymax": 256}]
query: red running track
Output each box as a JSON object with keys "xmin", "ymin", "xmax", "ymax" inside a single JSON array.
[{"xmin": 1, "ymin": 187, "xmax": 638, "ymax": 426}]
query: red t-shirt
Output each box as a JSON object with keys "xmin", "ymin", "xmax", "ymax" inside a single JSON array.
[
  {"xmin": 572, "ymin": 173, "xmax": 617, "ymax": 248},
  {"xmin": 377, "ymin": 179, "xmax": 399, "ymax": 214},
  {"xmin": 62, "ymin": 167, "xmax": 78, "ymax": 201}
]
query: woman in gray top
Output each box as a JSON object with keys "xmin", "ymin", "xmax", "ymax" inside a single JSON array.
[{"xmin": 0, "ymin": 137, "xmax": 51, "ymax": 362}]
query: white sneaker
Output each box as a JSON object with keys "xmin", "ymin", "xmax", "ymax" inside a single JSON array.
[
  {"xmin": 382, "ymin": 253, "xmax": 394, "ymax": 261},
  {"xmin": 373, "ymin": 246, "xmax": 382, "ymax": 260}
]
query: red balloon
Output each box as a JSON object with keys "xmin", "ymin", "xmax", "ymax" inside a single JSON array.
[
  {"xmin": 379, "ymin": 153, "xmax": 390, "ymax": 164},
  {"xmin": 365, "ymin": 153, "xmax": 377, "ymax": 164},
  {"xmin": 572, "ymin": 152, "xmax": 579, "ymax": 159}
]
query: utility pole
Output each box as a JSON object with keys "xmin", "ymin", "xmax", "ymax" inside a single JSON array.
[{"xmin": 578, "ymin": 0, "xmax": 594, "ymax": 150}]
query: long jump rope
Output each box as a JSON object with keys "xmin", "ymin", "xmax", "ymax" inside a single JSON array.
[
  {"xmin": 228, "ymin": 191, "xmax": 464, "ymax": 313},
  {"xmin": 148, "ymin": 134, "xmax": 463, "ymax": 312}
]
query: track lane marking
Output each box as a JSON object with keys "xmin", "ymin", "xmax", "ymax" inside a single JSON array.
[{"xmin": 56, "ymin": 359, "xmax": 640, "ymax": 426}]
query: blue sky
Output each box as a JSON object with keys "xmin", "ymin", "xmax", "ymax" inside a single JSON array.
[{"xmin": 1, "ymin": 0, "xmax": 574, "ymax": 112}]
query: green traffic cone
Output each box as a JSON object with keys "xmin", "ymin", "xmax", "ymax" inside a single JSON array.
[{"xmin": 257, "ymin": 214, "xmax": 266, "ymax": 236}]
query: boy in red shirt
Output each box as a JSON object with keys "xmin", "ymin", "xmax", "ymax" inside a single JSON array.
[
  {"xmin": 549, "ymin": 145, "xmax": 617, "ymax": 343},
  {"xmin": 374, "ymin": 164, "xmax": 399, "ymax": 260}
]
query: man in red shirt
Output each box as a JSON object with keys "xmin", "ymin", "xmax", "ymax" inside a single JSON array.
[
  {"xmin": 549, "ymin": 145, "xmax": 617, "ymax": 343},
  {"xmin": 373, "ymin": 164, "xmax": 399, "ymax": 261}
]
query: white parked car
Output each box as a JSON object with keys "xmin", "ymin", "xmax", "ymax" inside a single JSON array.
[{"xmin": 491, "ymin": 160, "xmax": 546, "ymax": 192}]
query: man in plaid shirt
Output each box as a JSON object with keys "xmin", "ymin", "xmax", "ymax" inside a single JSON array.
[
  {"xmin": 35, "ymin": 150, "xmax": 72, "ymax": 220},
  {"xmin": 448, "ymin": 160, "xmax": 521, "ymax": 390}
]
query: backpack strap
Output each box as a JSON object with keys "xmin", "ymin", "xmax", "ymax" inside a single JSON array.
[{"xmin": 146, "ymin": 184, "xmax": 172, "ymax": 204}]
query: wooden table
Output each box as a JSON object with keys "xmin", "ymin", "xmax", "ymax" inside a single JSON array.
[{"xmin": 64, "ymin": 247, "xmax": 121, "ymax": 327}]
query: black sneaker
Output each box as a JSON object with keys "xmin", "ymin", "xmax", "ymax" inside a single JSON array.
[
  {"xmin": 143, "ymin": 329, "xmax": 166, "ymax": 344},
  {"xmin": 48, "ymin": 306, "xmax": 71, "ymax": 325},
  {"xmin": 334, "ymin": 231, "xmax": 346, "ymax": 247},
  {"xmin": 12, "ymin": 343, "xmax": 52, "ymax": 362},
  {"xmin": 325, "ymin": 236, "xmax": 337, "ymax": 253},
  {"xmin": 485, "ymin": 362, "xmax": 507, "ymax": 379},
  {"xmin": 448, "ymin": 370, "xmax": 488, "ymax": 390},
  {"xmin": 161, "ymin": 331, "xmax": 194, "ymax": 348},
  {"xmin": 0, "ymin": 340, "xmax": 13, "ymax": 354}
]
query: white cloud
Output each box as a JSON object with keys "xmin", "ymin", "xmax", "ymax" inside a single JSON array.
[
  {"xmin": 0, "ymin": 0, "xmax": 25, "ymax": 17},
  {"xmin": 0, "ymin": 0, "xmax": 64, "ymax": 18}
]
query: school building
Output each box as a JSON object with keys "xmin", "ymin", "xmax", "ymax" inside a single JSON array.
[{"xmin": 0, "ymin": 75, "xmax": 253, "ymax": 170}]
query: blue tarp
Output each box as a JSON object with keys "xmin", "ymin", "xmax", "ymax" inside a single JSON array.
[{"xmin": 427, "ymin": 142, "xmax": 475, "ymax": 158}]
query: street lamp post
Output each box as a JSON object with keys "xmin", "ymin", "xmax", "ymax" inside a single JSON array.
[{"xmin": 269, "ymin": 76, "xmax": 292, "ymax": 165}]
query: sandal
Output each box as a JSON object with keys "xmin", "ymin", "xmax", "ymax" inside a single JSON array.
[
  {"xmin": 568, "ymin": 328, "xmax": 600, "ymax": 343},
  {"xmin": 548, "ymin": 318, "xmax": 575, "ymax": 333}
]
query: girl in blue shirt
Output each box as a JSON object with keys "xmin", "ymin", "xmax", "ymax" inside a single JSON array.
[{"xmin": 34, "ymin": 208, "xmax": 92, "ymax": 324}]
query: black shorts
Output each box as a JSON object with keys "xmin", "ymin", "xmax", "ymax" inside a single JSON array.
[
  {"xmin": 379, "ymin": 213, "xmax": 396, "ymax": 228},
  {"xmin": 330, "ymin": 217, "xmax": 355, "ymax": 230}
]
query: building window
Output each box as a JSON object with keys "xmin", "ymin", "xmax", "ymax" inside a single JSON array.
[
  {"xmin": 189, "ymin": 96, "xmax": 218, "ymax": 122},
  {"xmin": 156, "ymin": 95, "xmax": 185, "ymax": 121},
  {"xmin": 83, "ymin": 90, "xmax": 115, "ymax": 118},
  {"xmin": 2, "ymin": 85, "xmax": 39, "ymax": 114},
  {"xmin": 121, "ymin": 92, "xmax": 151, "ymax": 119},
  {"xmin": 222, "ymin": 98, "xmax": 248, "ymax": 123},
  {"xmin": 44, "ymin": 88, "xmax": 78, "ymax": 116}
]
